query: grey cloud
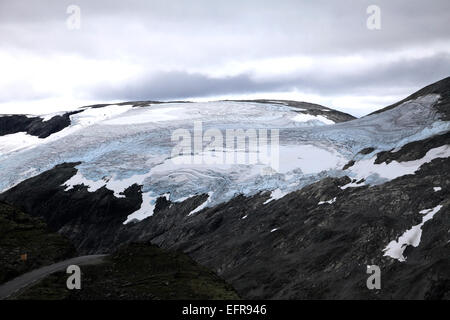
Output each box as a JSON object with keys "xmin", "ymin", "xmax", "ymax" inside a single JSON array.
[
  {"xmin": 89, "ymin": 72, "xmax": 279, "ymax": 101},
  {"xmin": 87, "ymin": 53, "xmax": 450, "ymax": 102},
  {"xmin": 2, "ymin": 0, "xmax": 450, "ymax": 58},
  {"xmin": 1, "ymin": 0, "xmax": 450, "ymax": 112}
]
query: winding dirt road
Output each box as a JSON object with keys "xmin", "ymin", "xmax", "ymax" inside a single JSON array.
[{"xmin": 0, "ymin": 254, "xmax": 107, "ymax": 300}]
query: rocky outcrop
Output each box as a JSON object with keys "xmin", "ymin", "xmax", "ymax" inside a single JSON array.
[
  {"xmin": 0, "ymin": 111, "xmax": 82, "ymax": 138},
  {"xmin": 375, "ymin": 131, "xmax": 450, "ymax": 164},
  {"xmin": 0, "ymin": 162, "xmax": 142, "ymax": 253}
]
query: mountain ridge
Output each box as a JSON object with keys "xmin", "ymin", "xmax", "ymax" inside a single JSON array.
[
  {"xmin": 0, "ymin": 77, "xmax": 449, "ymax": 299},
  {"xmin": 368, "ymin": 76, "xmax": 450, "ymax": 120}
]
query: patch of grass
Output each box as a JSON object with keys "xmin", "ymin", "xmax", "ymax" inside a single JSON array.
[{"xmin": 16, "ymin": 243, "xmax": 240, "ymax": 300}]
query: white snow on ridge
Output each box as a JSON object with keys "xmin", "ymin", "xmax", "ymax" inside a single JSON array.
[
  {"xmin": 264, "ymin": 188, "xmax": 288, "ymax": 204},
  {"xmin": 347, "ymin": 145, "xmax": 450, "ymax": 183},
  {"xmin": 174, "ymin": 195, "xmax": 194, "ymax": 203},
  {"xmin": 318, "ymin": 197, "xmax": 337, "ymax": 205},
  {"xmin": 64, "ymin": 171, "xmax": 108, "ymax": 193},
  {"xmin": 292, "ymin": 113, "xmax": 335, "ymax": 125},
  {"xmin": 383, "ymin": 204, "xmax": 443, "ymax": 262},
  {"xmin": 41, "ymin": 111, "xmax": 67, "ymax": 122},
  {"xmin": 0, "ymin": 132, "xmax": 42, "ymax": 155},
  {"xmin": 102, "ymin": 101, "xmax": 337, "ymax": 127},
  {"xmin": 188, "ymin": 192, "xmax": 214, "ymax": 216},
  {"xmin": 0, "ymin": 104, "xmax": 134, "ymax": 157},
  {"xmin": 63, "ymin": 169, "xmax": 151, "ymax": 197},
  {"xmin": 70, "ymin": 104, "xmax": 134, "ymax": 126},
  {"xmin": 340, "ymin": 181, "xmax": 366, "ymax": 190},
  {"xmin": 124, "ymin": 192, "xmax": 170, "ymax": 224},
  {"xmin": 103, "ymin": 106, "xmax": 191, "ymax": 125}
]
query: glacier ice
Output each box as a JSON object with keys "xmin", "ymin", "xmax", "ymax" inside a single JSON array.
[{"xmin": 0, "ymin": 95, "xmax": 449, "ymax": 223}]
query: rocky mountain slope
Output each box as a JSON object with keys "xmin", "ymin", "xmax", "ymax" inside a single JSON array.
[
  {"xmin": 14, "ymin": 242, "xmax": 240, "ymax": 300},
  {"xmin": 0, "ymin": 77, "xmax": 449, "ymax": 299},
  {"xmin": 369, "ymin": 77, "xmax": 450, "ymax": 121},
  {"xmin": 0, "ymin": 201, "xmax": 76, "ymax": 284},
  {"xmin": 0, "ymin": 203, "xmax": 239, "ymax": 300}
]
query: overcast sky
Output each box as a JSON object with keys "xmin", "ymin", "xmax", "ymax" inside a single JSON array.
[{"xmin": 1, "ymin": 0, "xmax": 449, "ymax": 116}]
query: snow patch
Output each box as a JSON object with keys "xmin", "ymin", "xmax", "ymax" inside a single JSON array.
[
  {"xmin": 0, "ymin": 132, "xmax": 43, "ymax": 154},
  {"xmin": 174, "ymin": 195, "xmax": 194, "ymax": 203},
  {"xmin": 62, "ymin": 169, "xmax": 152, "ymax": 198},
  {"xmin": 71, "ymin": 104, "xmax": 133, "ymax": 126},
  {"xmin": 104, "ymin": 106, "xmax": 192, "ymax": 125},
  {"xmin": 124, "ymin": 192, "xmax": 170, "ymax": 224},
  {"xmin": 383, "ymin": 204, "xmax": 443, "ymax": 262},
  {"xmin": 40, "ymin": 111, "xmax": 67, "ymax": 122},
  {"xmin": 433, "ymin": 187, "xmax": 442, "ymax": 192},
  {"xmin": 340, "ymin": 181, "xmax": 366, "ymax": 190},
  {"xmin": 188, "ymin": 192, "xmax": 213, "ymax": 216},
  {"xmin": 63, "ymin": 171, "xmax": 107, "ymax": 193},
  {"xmin": 292, "ymin": 113, "xmax": 335, "ymax": 125},
  {"xmin": 318, "ymin": 197, "xmax": 337, "ymax": 205},
  {"xmin": 264, "ymin": 188, "xmax": 288, "ymax": 204},
  {"xmin": 348, "ymin": 145, "xmax": 450, "ymax": 182},
  {"xmin": 0, "ymin": 105, "xmax": 134, "ymax": 157}
]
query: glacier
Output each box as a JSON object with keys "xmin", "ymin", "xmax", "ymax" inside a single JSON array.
[{"xmin": 0, "ymin": 95, "xmax": 449, "ymax": 223}]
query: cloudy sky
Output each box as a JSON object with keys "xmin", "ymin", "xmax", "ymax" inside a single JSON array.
[{"xmin": 1, "ymin": 0, "xmax": 449, "ymax": 116}]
